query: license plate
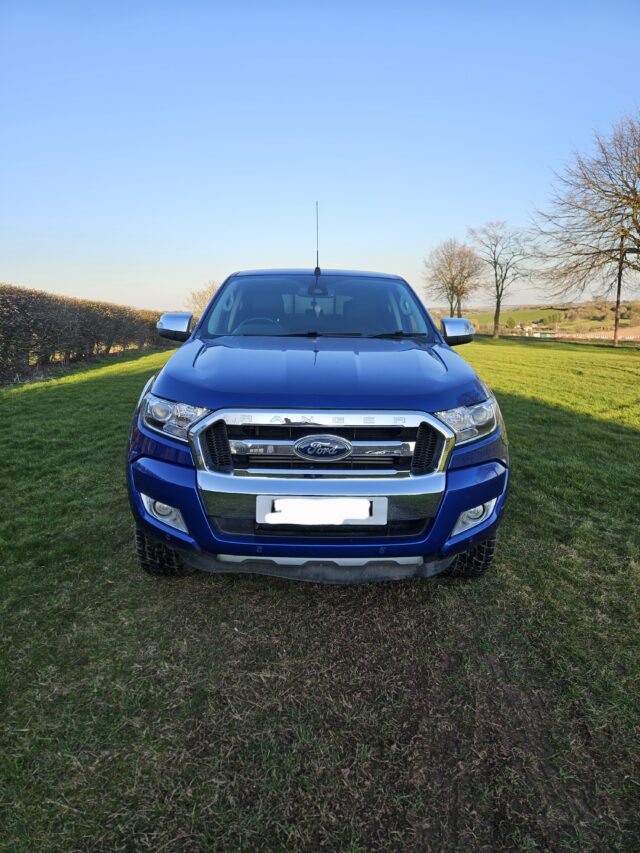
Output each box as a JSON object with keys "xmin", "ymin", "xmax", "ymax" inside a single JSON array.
[{"xmin": 256, "ymin": 496, "xmax": 388, "ymax": 526}]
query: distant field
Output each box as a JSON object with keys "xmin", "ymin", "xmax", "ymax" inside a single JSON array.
[
  {"xmin": 461, "ymin": 301, "xmax": 640, "ymax": 335},
  {"xmin": 467, "ymin": 307, "xmax": 563, "ymax": 326},
  {"xmin": 1, "ymin": 339, "xmax": 639, "ymax": 850}
]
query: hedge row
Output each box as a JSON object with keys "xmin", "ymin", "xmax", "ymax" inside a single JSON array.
[{"xmin": 0, "ymin": 284, "xmax": 168, "ymax": 384}]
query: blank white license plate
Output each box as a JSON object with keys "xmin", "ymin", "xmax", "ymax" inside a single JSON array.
[{"xmin": 256, "ymin": 496, "xmax": 388, "ymax": 526}]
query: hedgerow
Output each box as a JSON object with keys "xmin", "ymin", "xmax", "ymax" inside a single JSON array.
[{"xmin": 0, "ymin": 283, "xmax": 167, "ymax": 384}]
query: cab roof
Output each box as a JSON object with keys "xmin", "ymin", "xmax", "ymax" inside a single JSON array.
[{"xmin": 229, "ymin": 268, "xmax": 404, "ymax": 280}]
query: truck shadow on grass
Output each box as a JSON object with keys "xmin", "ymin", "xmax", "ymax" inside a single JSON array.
[{"xmin": 140, "ymin": 392, "xmax": 639, "ymax": 850}]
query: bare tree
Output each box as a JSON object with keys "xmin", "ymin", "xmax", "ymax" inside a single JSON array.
[
  {"xmin": 423, "ymin": 239, "xmax": 484, "ymax": 317},
  {"xmin": 185, "ymin": 281, "xmax": 219, "ymax": 318},
  {"xmin": 468, "ymin": 222, "xmax": 530, "ymax": 338},
  {"xmin": 535, "ymin": 113, "xmax": 640, "ymax": 346}
]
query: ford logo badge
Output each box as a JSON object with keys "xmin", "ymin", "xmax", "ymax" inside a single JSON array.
[{"xmin": 293, "ymin": 434, "xmax": 353, "ymax": 462}]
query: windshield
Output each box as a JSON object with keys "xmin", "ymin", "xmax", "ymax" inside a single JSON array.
[{"xmin": 200, "ymin": 273, "xmax": 435, "ymax": 340}]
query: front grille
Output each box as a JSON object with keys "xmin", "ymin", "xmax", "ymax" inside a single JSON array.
[
  {"xmin": 411, "ymin": 423, "xmax": 445, "ymax": 475},
  {"xmin": 212, "ymin": 516, "xmax": 430, "ymax": 539},
  {"xmin": 200, "ymin": 416, "xmax": 445, "ymax": 476},
  {"xmin": 203, "ymin": 420, "xmax": 233, "ymax": 472}
]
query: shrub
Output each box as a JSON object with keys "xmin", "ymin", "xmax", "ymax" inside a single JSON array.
[{"xmin": 0, "ymin": 284, "xmax": 167, "ymax": 384}]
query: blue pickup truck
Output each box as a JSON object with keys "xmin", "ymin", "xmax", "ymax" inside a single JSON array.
[{"xmin": 127, "ymin": 269, "xmax": 509, "ymax": 583}]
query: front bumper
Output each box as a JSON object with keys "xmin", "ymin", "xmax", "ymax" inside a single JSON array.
[{"xmin": 128, "ymin": 421, "xmax": 509, "ymax": 581}]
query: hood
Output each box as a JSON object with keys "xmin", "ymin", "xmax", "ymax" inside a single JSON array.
[{"xmin": 151, "ymin": 336, "xmax": 486, "ymax": 413}]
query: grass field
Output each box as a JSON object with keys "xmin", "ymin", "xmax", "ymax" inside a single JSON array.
[
  {"xmin": 1, "ymin": 339, "xmax": 639, "ymax": 850},
  {"xmin": 466, "ymin": 307, "xmax": 563, "ymax": 326}
]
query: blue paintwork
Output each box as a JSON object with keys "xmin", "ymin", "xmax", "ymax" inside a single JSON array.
[
  {"xmin": 226, "ymin": 268, "xmax": 406, "ymax": 278},
  {"xmin": 127, "ymin": 269, "xmax": 510, "ymax": 571},
  {"xmin": 151, "ymin": 337, "xmax": 487, "ymax": 414},
  {"xmin": 128, "ymin": 417, "xmax": 193, "ymax": 467},
  {"xmin": 447, "ymin": 427, "xmax": 508, "ymax": 471}
]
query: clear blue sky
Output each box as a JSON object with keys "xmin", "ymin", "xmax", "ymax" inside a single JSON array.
[{"xmin": 2, "ymin": 1, "xmax": 639, "ymax": 310}]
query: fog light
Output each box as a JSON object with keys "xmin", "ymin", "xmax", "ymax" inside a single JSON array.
[
  {"xmin": 152, "ymin": 500, "xmax": 173, "ymax": 517},
  {"xmin": 465, "ymin": 505, "xmax": 485, "ymax": 520},
  {"xmin": 140, "ymin": 494, "xmax": 188, "ymax": 533},
  {"xmin": 451, "ymin": 499, "xmax": 496, "ymax": 537}
]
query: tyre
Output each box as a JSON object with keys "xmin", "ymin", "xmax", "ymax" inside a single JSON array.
[
  {"xmin": 135, "ymin": 527, "xmax": 192, "ymax": 577},
  {"xmin": 443, "ymin": 536, "xmax": 496, "ymax": 578}
]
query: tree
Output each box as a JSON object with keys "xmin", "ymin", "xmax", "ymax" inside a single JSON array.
[
  {"xmin": 185, "ymin": 281, "xmax": 219, "ymax": 317},
  {"xmin": 422, "ymin": 239, "xmax": 484, "ymax": 317},
  {"xmin": 468, "ymin": 221, "xmax": 530, "ymax": 338},
  {"xmin": 535, "ymin": 114, "xmax": 640, "ymax": 346}
]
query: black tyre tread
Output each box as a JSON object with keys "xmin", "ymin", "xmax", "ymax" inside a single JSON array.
[
  {"xmin": 135, "ymin": 527, "xmax": 192, "ymax": 577},
  {"xmin": 444, "ymin": 536, "xmax": 496, "ymax": 578}
]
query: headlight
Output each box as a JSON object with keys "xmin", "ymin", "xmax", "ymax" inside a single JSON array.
[
  {"xmin": 434, "ymin": 397, "xmax": 500, "ymax": 444},
  {"xmin": 141, "ymin": 392, "xmax": 210, "ymax": 441}
]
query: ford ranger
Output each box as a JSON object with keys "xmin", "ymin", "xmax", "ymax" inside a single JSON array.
[{"xmin": 127, "ymin": 269, "xmax": 509, "ymax": 583}]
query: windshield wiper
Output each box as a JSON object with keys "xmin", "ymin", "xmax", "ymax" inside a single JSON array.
[
  {"xmin": 368, "ymin": 331, "xmax": 427, "ymax": 339},
  {"xmin": 231, "ymin": 330, "xmax": 426, "ymax": 339},
  {"xmin": 274, "ymin": 331, "xmax": 364, "ymax": 337}
]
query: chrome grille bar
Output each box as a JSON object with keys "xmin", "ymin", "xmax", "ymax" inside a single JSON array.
[
  {"xmin": 217, "ymin": 410, "xmax": 425, "ymax": 428},
  {"xmin": 229, "ymin": 439, "xmax": 416, "ymax": 458}
]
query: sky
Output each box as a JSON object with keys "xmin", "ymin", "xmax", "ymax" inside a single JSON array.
[{"xmin": 2, "ymin": 1, "xmax": 639, "ymax": 311}]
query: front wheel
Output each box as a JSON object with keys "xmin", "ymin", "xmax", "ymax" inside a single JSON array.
[
  {"xmin": 443, "ymin": 536, "xmax": 497, "ymax": 578},
  {"xmin": 135, "ymin": 527, "xmax": 192, "ymax": 577}
]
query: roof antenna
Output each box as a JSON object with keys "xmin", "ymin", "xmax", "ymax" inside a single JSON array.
[{"xmin": 314, "ymin": 200, "xmax": 321, "ymax": 276}]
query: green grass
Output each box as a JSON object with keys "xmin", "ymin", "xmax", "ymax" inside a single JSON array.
[{"xmin": 1, "ymin": 339, "xmax": 639, "ymax": 850}]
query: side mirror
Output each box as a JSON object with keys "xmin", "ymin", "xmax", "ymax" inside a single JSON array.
[
  {"xmin": 441, "ymin": 317, "xmax": 475, "ymax": 346},
  {"xmin": 157, "ymin": 312, "xmax": 193, "ymax": 342}
]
